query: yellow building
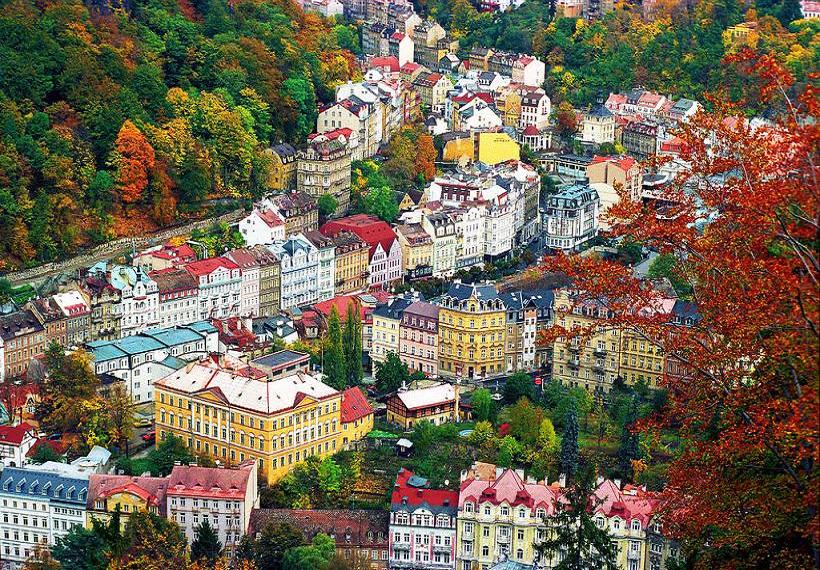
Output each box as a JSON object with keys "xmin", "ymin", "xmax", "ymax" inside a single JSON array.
[
  {"xmin": 86, "ymin": 474, "xmax": 168, "ymax": 531},
  {"xmin": 477, "ymin": 132, "xmax": 520, "ymax": 165},
  {"xmin": 496, "ymin": 87, "xmax": 522, "ymax": 128},
  {"xmin": 442, "ymin": 133, "xmax": 475, "ymax": 163},
  {"xmin": 457, "ymin": 464, "xmax": 558, "ymax": 568},
  {"xmin": 438, "ymin": 282, "xmax": 506, "ymax": 380},
  {"xmin": 339, "ymin": 387, "xmax": 374, "ymax": 447},
  {"xmin": 154, "ymin": 355, "xmax": 371, "ymax": 485},
  {"xmin": 619, "ymin": 329, "xmax": 666, "ymax": 389},
  {"xmin": 396, "ymin": 223, "xmax": 433, "ymax": 279},
  {"xmin": 723, "ymin": 22, "xmax": 759, "ymax": 51},
  {"xmin": 267, "ymin": 143, "xmax": 298, "ymax": 190},
  {"xmin": 371, "ymin": 294, "xmax": 418, "ymax": 366},
  {"xmin": 331, "ymin": 232, "xmax": 370, "ymax": 295}
]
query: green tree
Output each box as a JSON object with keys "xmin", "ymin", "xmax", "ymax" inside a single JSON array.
[
  {"xmin": 282, "ymin": 533, "xmax": 336, "ymax": 570},
  {"xmin": 0, "ymin": 278, "xmax": 12, "ymax": 305},
  {"xmin": 324, "ymin": 306, "xmax": 347, "ymax": 390},
  {"xmin": 39, "ymin": 344, "xmax": 100, "ymax": 435},
  {"xmin": 374, "ymin": 352, "xmax": 410, "ymax": 394},
  {"xmin": 534, "ymin": 463, "xmax": 618, "ymax": 570},
  {"xmin": 497, "ymin": 435, "xmax": 523, "ymax": 468},
  {"xmin": 317, "ymin": 193, "xmax": 338, "ymax": 217},
  {"xmin": 647, "ymin": 253, "xmax": 692, "ymax": 298},
  {"xmin": 52, "ymin": 526, "xmax": 108, "ymax": 570},
  {"xmin": 118, "ymin": 511, "xmax": 188, "ymax": 569},
  {"xmin": 362, "ymin": 186, "xmax": 399, "ymax": 222},
  {"xmin": 507, "ymin": 397, "xmax": 542, "ymax": 447},
  {"xmin": 560, "ymin": 406, "xmax": 579, "ymax": 480},
  {"xmin": 343, "ymin": 303, "xmax": 363, "ymax": 387},
  {"xmin": 617, "ymin": 400, "xmax": 641, "ymax": 481},
  {"xmin": 471, "ymin": 388, "xmax": 495, "ymax": 423},
  {"xmin": 318, "ymin": 457, "xmax": 342, "ymax": 494},
  {"xmin": 191, "ymin": 520, "xmax": 222, "ymax": 564},
  {"xmin": 28, "ymin": 443, "xmax": 63, "ymax": 465},
  {"xmin": 255, "ymin": 522, "xmax": 306, "ymax": 570},
  {"xmin": 538, "ymin": 418, "xmax": 558, "ymax": 451},
  {"xmin": 503, "ymin": 371, "xmax": 533, "ymax": 404}
]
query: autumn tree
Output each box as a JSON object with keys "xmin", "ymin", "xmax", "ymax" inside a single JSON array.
[
  {"xmin": 104, "ymin": 384, "xmax": 135, "ymax": 452},
  {"xmin": 539, "ymin": 53, "xmax": 819, "ymax": 567},
  {"xmin": 117, "ymin": 511, "xmax": 189, "ymax": 569},
  {"xmin": 52, "ymin": 526, "xmax": 109, "ymax": 570},
  {"xmin": 362, "ymin": 185, "xmax": 399, "ymax": 222},
  {"xmin": 414, "ymin": 133, "xmax": 437, "ymax": 182},
  {"xmin": 554, "ymin": 101, "xmax": 578, "ymax": 141},
  {"xmin": 111, "ymin": 120, "xmax": 156, "ymax": 205},
  {"xmin": 39, "ymin": 343, "xmax": 100, "ymax": 435}
]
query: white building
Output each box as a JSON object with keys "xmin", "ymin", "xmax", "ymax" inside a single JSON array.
[
  {"xmin": 581, "ymin": 104, "xmax": 616, "ymax": 145},
  {"xmin": 237, "ymin": 209, "xmax": 286, "ymax": 247},
  {"xmin": 268, "ymin": 234, "xmax": 319, "ymax": 310},
  {"xmin": 543, "ymin": 181, "xmax": 600, "ymax": 252},
  {"xmin": 303, "ymin": 231, "xmax": 336, "ymax": 303},
  {"xmin": 150, "ymin": 268, "xmax": 199, "ymax": 329},
  {"xmin": 483, "ymin": 186, "xmax": 515, "ymax": 260},
  {"xmin": 421, "ymin": 212, "xmax": 457, "ymax": 277},
  {"xmin": 458, "ymin": 98, "xmax": 503, "ymax": 132},
  {"xmin": 183, "ymin": 258, "xmax": 243, "ymax": 321},
  {"xmin": 0, "ymin": 463, "xmax": 89, "ymax": 569},
  {"xmin": 224, "ymin": 249, "xmax": 261, "ymax": 318},
  {"xmin": 512, "ymin": 55, "xmax": 546, "ymax": 87},
  {"xmin": 369, "ymin": 239, "xmax": 404, "ymax": 287},
  {"xmin": 448, "ymin": 206, "xmax": 485, "ymax": 271},
  {"xmin": 519, "ymin": 90, "xmax": 551, "ymax": 130},
  {"xmin": 166, "ymin": 461, "xmax": 259, "ymax": 556},
  {"xmin": 86, "ymin": 321, "xmax": 219, "ymax": 404},
  {"xmin": 0, "ymin": 423, "xmax": 37, "ymax": 469},
  {"xmin": 92, "ymin": 263, "xmax": 160, "ymax": 339}
]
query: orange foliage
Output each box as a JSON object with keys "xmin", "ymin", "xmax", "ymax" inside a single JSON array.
[
  {"xmin": 113, "ymin": 120, "xmax": 155, "ymax": 205},
  {"xmin": 414, "ymin": 133, "xmax": 437, "ymax": 182}
]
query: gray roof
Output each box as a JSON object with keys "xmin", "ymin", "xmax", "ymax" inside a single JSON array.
[
  {"xmin": 250, "ymin": 349, "xmax": 309, "ymax": 370},
  {"xmin": 444, "ymin": 282, "xmax": 499, "ymax": 301}
]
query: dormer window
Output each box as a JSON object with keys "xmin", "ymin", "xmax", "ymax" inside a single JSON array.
[{"xmin": 631, "ymin": 520, "xmax": 641, "ymax": 531}]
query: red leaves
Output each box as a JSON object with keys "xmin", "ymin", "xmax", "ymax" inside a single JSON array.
[{"xmin": 113, "ymin": 120, "xmax": 155, "ymax": 205}]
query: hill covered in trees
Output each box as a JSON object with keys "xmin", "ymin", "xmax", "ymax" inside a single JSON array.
[{"xmin": 0, "ymin": 0, "xmax": 360, "ymax": 270}]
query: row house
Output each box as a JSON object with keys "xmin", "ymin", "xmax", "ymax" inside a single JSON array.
[
  {"xmin": 263, "ymin": 191, "xmax": 319, "ymax": 237},
  {"xmin": 224, "ymin": 249, "xmax": 262, "ymax": 317},
  {"xmin": 132, "ymin": 242, "xmax": 197, "ymax": 272},
  {"xmin": 622, "ymin": 121, "xmax": 660, "ymax": 160},
  {"xmin": 0, "ymin": 310, "xmax": 47, "ymax": 381},
  {"xmin": 398, "ymin": 301, "xmax": 439, "ymax": 377},
  {"xmin": 482, "ymin": 188, "xmax": 515, "ymax": 261},
  {"xmin": 395, "ymin": 223, "xmax": 433, "ymax": 280},
  {"xmin": 420, "ymin": 212, "xmax": 457, "ymax": 277},
  {"xmin": 456, "ymin": 98, "xmax": 503, "ymax": 132},
  {"xmin": 519, "ymin": 89, "xmax": 551, "ymax": 130},
  {"xmin": 390, "ymin": 468, "xmax": 458, "ymax": 570},
  {"xmin": 76, "ymin": 274, "xmax": 122, "ymax": 341},
  {"xmin": 237, "ymin": 208, "xmax": 286, "ymax": 247},
  {"xmin": 606, "ymin": 89, "xmax": 669, "ymax": 120},
  {"xmin": 332, "ymin": 232, "xmax": 370, "ymax": 294},
  {"xmin": 448, "ymin": 206, "xmax": 485, "ymax": 271},
  {"xmin": 412, "ymin": 72, "xmax": 453, "ymax": 114},
  {"xmin": 247, "ymin": 245, "xmax": 281, "ymax": 317},
  {"xmin": 320, "ymin": 214, "xmax": 403, "ymax": 288},
  {"xmin": 26, "ymin": 291, "xmax": 90, "ymax": 348},
  {"xmin": 297, "ymin": 132, "xmax": 353, "ymax": 216},
  {"xmin": 0, "ymin": 423, "xmax": 37, "ymax": 469},
  {"xmin": 389, "ymin": 31, "xmax": 415, "ymax": 66},
  {"xmin": 183, "ymin": 258, "xmax": 242, "ymax": 321},
  {"xmin": 86, "ymin": 473, "xmax": 168, "ymax": 531},
  {"xmin": 269, "ymin": 234, "xmax": 320, "ymax": 310},
  {"xmin": 587, "ymin": 155, "xmax": 643, "ymax": 202},
  {"xmin": 499, "ymin": 289, "xmax": 554, "ymax": 373},
  {"xmin": 85, "ymin": 321, "xmax": 218, "ymax": 404},
  {"xmin": 297, "ymin": 0, "xmax": 344, "ymax": 17},
  {"xmin": 87, "ymin": 263, "xmax": 160, "ymax": 338},
  {"xmin": 362, "ymin": 22, "xmax": 393, "ymax": 56},
  {"xmin": 0, "ymin": 463, "xmax": 89, "ymax": 569},
  {"xmin": 317, "ymin": 96, "xmax": 383, "ymax": 160},
  {"xmin": 303, "ymin": 231, "xmax": 337, "ymax": 303},
  {"xmin": 266, "ymin": 143, "xmax": 298, "ymax": 191},
  {"xmin": 150, "ymin": 268, "xmax": 199, "ymax": 329},
  {"xmin": 340, "ymin": 387, "xmax": 375, "ymax": 447},
  {"xmin": 371, "ymin": 294, "xmax": 418, "ymax": 365},
  {"xmin": 153, "ymin": 354, "xmax": 373, "ymax": 485},
  {"xmin": 543, "ymin": 182, "xmax": 600, "ymax": 252},
  {"xmin": 437, "ymin": 282, "xmax": 506, "ymax": 380}
]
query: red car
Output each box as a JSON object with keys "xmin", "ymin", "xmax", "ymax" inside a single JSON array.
[{"xmin": 142, "ymin": 430, "xmax": 156, "ymax": 443}]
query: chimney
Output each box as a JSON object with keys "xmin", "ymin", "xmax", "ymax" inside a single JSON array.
[
  {"xmin": 174, "ymin": 461, "xmax": 182, "ymax": 466},
  {"xmin": 558, "ymin": 474, "xmax": 567, "ymax": 488},
  {"xmin": 614, "ymin": 478, "xmax": 622, "ymax": 489}
]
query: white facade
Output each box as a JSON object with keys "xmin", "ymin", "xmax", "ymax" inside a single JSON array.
[
  {"xmin": 449, "ymin": 207, "xmax": 485, "ymax": 270},
  {"xmin": 484, "ymin": 201, "xmax": 515, "ymax": 258},
  {"xmin": 368, "ymin": 239, "xmax": 403, "ymax": 287},
  {"xmin": 458, "ymin": 99, "xmax": 503, "ymax": 132},
  {"xmin": 237, "ymin": 209, "xmax": 285, "ymax": 247},
  {"xmin": 0, "ymin": 426, "xmax": 36, "ymax": 470},
  {"xmin": 185, "ymin": 259, "xmax": 243, "ymax": 321},
  {"xmin": 519, "ymin": 91, "xmax": 551, "ymax": 129},
  {"xmin": 316, "ymin": 244, "xmax": 336, "ymax": 303},
  {"xmin": 543, "ymin": 182, "xmax": 601, "ymax": 252},
  {"xmin": 269, "ymin": 234, "xmax": 320, "ymax": 310},
  {"xmin": 106, "ymin": 265, "xmax": 160, "ymax": 339},
  {"xmin": 582, "ymin": 106, "xmax": 616, "ymax": 144},
  {"xmin": 224, "ymin": 251, "xmax": 261, "ymax": 318},
  {"xmin": 421, "ymin": 214, "xmax": 457, "ymax": 277},
  {"xmin": 512, "ymin": 56, "xmax": 546, "ymax": 87}
]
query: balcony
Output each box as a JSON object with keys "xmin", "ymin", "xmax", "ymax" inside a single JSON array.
[
  {"xmin": 594, "ymin": 347, "xmax": 607, "ymax": 357},
  {"xmin": 627, "ymin": 549, "xmax": 641, "ymax": 561},
  {"xmin": 432, "ymin": 543, "xmax": 451, "ymax": 553},
  {"xmin": 568, "ymin": 345, "xmax": 581, "ymax": 354},
  {"xmin": 497, "ymin": 533, "xmax": 511, "ymax": 544},
  {"xmin": 593, "ymin": 362, "xmax": 606, "ymax": 373},
  {"xmin": 393, "ymin": 542, "xmax": 411, "ymax": 551},
  {"xmin": 568, "ymin": 358, "xmax": 580, "ymax": 369}
]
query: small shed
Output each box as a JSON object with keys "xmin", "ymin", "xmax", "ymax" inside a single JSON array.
[{"xmin": 395, "ymin": 438, "xmax": 414, "ymax": 457}]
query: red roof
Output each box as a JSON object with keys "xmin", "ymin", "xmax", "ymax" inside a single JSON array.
[
  {"xmin": 340, "ymin": 387, "xmax": 373, "ymax": 424},
  {"xmin": 0, "ymin": 422, "xmax": 35, "ymax": 446},
  {"xmin": 401, "ymin": 62, "xmax": 421, "ymax": 73},
  {"xmin": 590, "ymin": 155, "xmax": 637, "ymax": 172},
  {"xmin": 592, "ymin": 479, "xmax": 660, "ymax": 527},
  {"xmin": 27, "ymin": 439, "xmax": 69, "ymax": 457},
  {"xmin": 184, "ymin": 257, "xmax": 238, "ymax": 277},
  {"xmin": 370, "ymin": 56, "xmax": 400, "ymax": 72},
  {"xmin": 166, "ymin": 461, "xmax": 254, "ymax": 499},
  {"xmin": 309, "ymin": 127, "xmax": 353, "ymax": 141},
  {"xmin": 320, "ymin": 214, "xmax": 398, "ymax": 260},
  {"xmin": 313, "ymin": 295, "xmax": 366, "ymax": 321},
  {"xmin": 257, "ymin": 209, "xmax": 284, "ymax": 228},
  {"xmin": 212, "ymin": 317, "xmax": 258, "ymax": 350},
  {"xmin": 522, "ymin": 125, "xmax": 540, "ymax": 136},
  {"xmin": 392, "ymin": 468, "xmax": 458, "ymax": 511}
]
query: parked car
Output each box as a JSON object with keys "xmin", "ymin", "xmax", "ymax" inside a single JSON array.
[
  {"xmin": 141, "ymin": 430, "xmax": 156, "ymax": 443},
  {"xmin": 134, "ymin": 416, "xmax": 153, "ymax": 428}
]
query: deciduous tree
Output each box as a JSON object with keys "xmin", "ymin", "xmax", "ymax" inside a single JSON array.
[{"xmin": 111, "ymin": 120, "xmax": 156, "ymax": 204}]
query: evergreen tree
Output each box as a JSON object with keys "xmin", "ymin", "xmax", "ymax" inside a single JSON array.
[
  {"xmin": 617, "ymin": 399, "xmax": 641, "ymax": 481},
  {"xmin": 560, "ymin": 405, "xmax": 579, "ymax": 480},
  {"xmin": 374, "ymin": 352, "xmax": 410, "ymax": 394},
  {"xmin": 191, "ymin": 519, "xmax": 222, "ymax": 564},
  {"xmin": 324, "ymin": 306, "xmax": 346, "ymax": 390},
  {"xmin": 535, "ymin": 463, "xmax": 618, "ymax": 570},
  {"xmin": 343, "ymin": 303, "xmax": 363, "ymax": 387},
  {"xmin": 52, "ymin": 526, "xmax": 108, "ymax": 570}
]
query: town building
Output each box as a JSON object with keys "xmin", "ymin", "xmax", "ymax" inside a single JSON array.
[
  {"xmin": 132, "ymin": 243, "xmax": 198, "ymax": 272},
  {"xmin": 398, "ymin": 301, "xmax": 439, "ymax": 378},
  {"xmin": 154, "ymin": 355, "xmax": 362, "ymax": 484},
  {"xmin": 457, "ymin": 465, "xmax": 558, "ymax": 569},
  {"xmin": 421, "ymin": 212, "xmax": 457, "ymax": 277},
  {"xmin": 321, "ymin": 214, "xmax": 403, "ymax": 288},
  {"xmin": 340, "ymin": 386, "xmax": 374, "ymax": 447},
  {"xmin": 0, "ymin": 463, "xmax": 89, "ymax": 568},
  {"xmin": 266, "ymin": 143, "xmax": 298, "ymax": 190},
  {"xmin": 622, "ymin": 121, "xmax": 659, "ymax": 160},
  {"xmin": 499, "ymin": 289, "xmax": 554, "ymax": 373},
  {"xmin": 543, "ymin": 182, "xmax": 600, "ymax": 252},
  {"xmin": 437, "ymin": 282, "xmax": 506, "ymax": 380},
  {"xmin": 331, "ymin": 232, "xmax": 371, "ymax": 294},
  {"xmin": 150, "ymin": 268, "xmax": 199, "ymax": 329},
  {"xmin": 372, "ymin": 294, "xmax": 419, "ymax": 365},
  {"xmin": 519, "ymin": 90, "xmax": 551, "ymax": 130},
  {"xmin": 265, "ymin": 192, "xmax": 319, "ymax": 237},
  {"xmin": 387, "ymin": 382, "xmax": 458, "ymax": 429},
  {"xmin": 77, "ymin": 273, "xmax": 121, "ymax": 341},
  {"xmin": 269, "ymin": 234, "xmax": 320, "ymax": 310},
  {"xmin": 224, "ymin": 249, "xmax": 262, "ymax": 318},
  {"xmin": 303, "ymin": 230, "xmax": 337, "ymax": 302},
  {"xmin": 412, "ymin": 72, "xmax": 454, "ymax": 114},
  {"xmin": 86, "ymin": 263, "xmax": 160, "ymax": 338},
  {"xmin": 390, "ymin": 468, "xmax": 458, "ymax": 570},
  {"xmin": 247, "ymin": 245, "xmax": 281, "ymax": 317},
  {"xmin": 166, "ymin": 461, "xmax": 259, "ymax": 555},
  {"xmin": 249, "ymin": 349, "xmax": 310, "ymax": 381},
  {"xmin": 25, "ymin": 297, "xmax": 68, "ymax": 348},
  {"xmin": 477, "ymin": 132, "xmax": 520, "ymax": 166},
  {"xmin": 86, "ymin": 473, "xmax": 168, "ymax": 531},
  {"xmin": 297, "ymin": 131, "xmax": 353, "ymax": 215},
  {"xmin": 248, "ymin": 509, "xmax": 389, "ymax": 568},
  {"xmin": 581, "ymin": 103, "xmax": 616, "ymax": 145},
  {"xmin": 0, "ymin": 310, "xmax": 46, "ymax": 381},
  {"xmin": 587, "ymin": 155, "xmax": 643, "ymax": 202},
  {"xmin": 237, "ymin": 208, "xmax": 286, "ymax": 247},
  {"xmin": 318, "ymin": 95, "xmax": 384, "ymax": 160},
  {"xmin": 395, "ymin": 224, "xmax": 434, "ymax": 281},
  {"xmin": 85, "ymin": 321, "xmax": 218, "ymax": 404},
  {"xmin": 183, "ymin": 258, "xmax": 242, "ymax": 321},
  {"xmin": 0, "ymin": 423, "xmax": 37, "ymax": 469}
]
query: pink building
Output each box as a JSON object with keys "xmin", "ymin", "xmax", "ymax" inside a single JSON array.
[{"xmin": 399, "ymin": 301, "xmax": 439, "ymax": 378}]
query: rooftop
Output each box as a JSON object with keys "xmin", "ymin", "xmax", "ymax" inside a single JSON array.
[{"xmin": 394, "ymin": 383, "xmax": 455, "ymax": 411}]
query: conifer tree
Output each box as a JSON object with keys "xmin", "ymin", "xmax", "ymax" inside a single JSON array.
[
  {"xmin": 324, "ymin": 306, "xmax": 346, "ymax": 390},
  {"xmin": 560, "ymin": 405, "xmax": 579, "ymax": 480},
  {"xmin": 191, "ymin": 520, "xmax": 222, "ymax": 564},
  {"xmin": 343, "ymin": 303, "xmax": 363, "ymax": 386}
]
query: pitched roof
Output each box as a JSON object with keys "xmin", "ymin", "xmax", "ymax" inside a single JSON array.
[
  {"xmin": 0, "ymin": 422, "xmax": 35, "ymax": 446},
  {"xmin": 443, "ymin": 282, "xmax": 500, "ymax": 302},
  {"xmin": 184, "ymin": 257, "xmax": 239, "ymax": 277},
  {"xmin": 88, "ymin": 474, "xmax": 168, "ymax": 510},
  {"xmin": 166, "ymin": 462, "xmax": 254, "ymax": 499},
  {"xmin": 391, "ymin": 468, "xmax": 458, "ymax": 515},
  {"xmin": 394, "ymin": 383, "xmax": 455, "ymax": 411},
  {"xmin": 459, "ymin": 467, "xmax": 558, "ymax": 512},
  {"xmin": 257, "ymin": 209, "xmax": 284, "ymax": 228},
  {"xmin": 340, "ymin": 387, "xmax": 373, "ymax": 424},
  {"xmin": 320, "ymin": 215, "xmax": 398, "ymax": 260},
  {"xmin": 249, "ymin": 509, "xmax": 389, "ymax": 545},
  {"xmin": 592, "ymin": 479, "xmax": 660, "ymax": 526},
  {"xmin": 149, "ymin": 267, "xmax": 198, "ymax": 294}
]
